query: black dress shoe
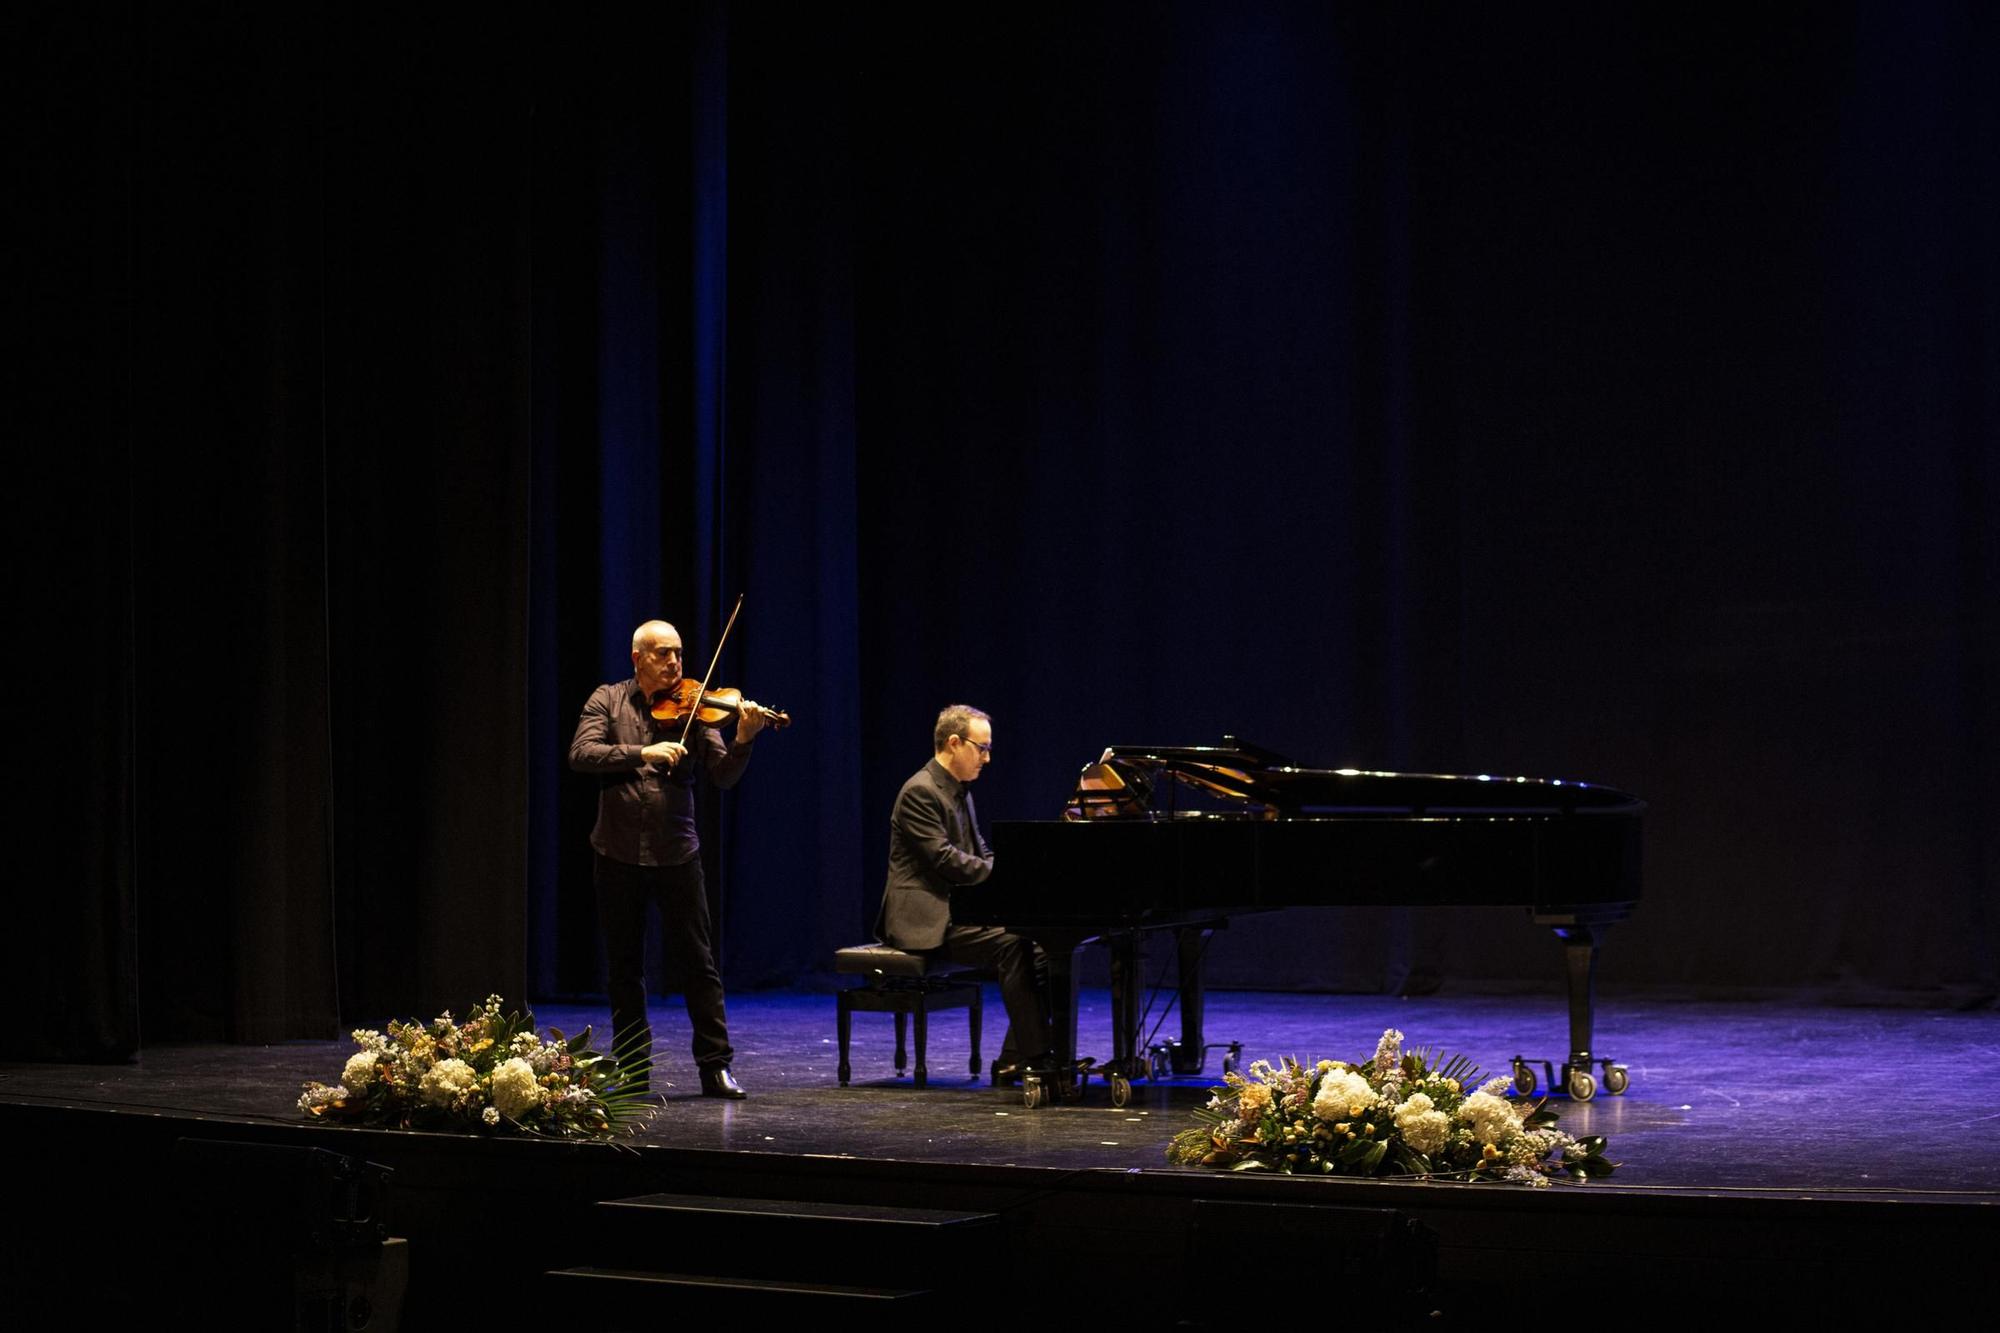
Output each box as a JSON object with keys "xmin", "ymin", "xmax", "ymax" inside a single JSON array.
[{"xmin": 699, "ymin": 1066, "xmax": 747, "ymax": 1099}]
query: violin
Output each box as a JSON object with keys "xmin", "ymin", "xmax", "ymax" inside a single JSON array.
[
  {"xmin": 649, "ymin": 679, "xmax": 792, "ymax": 731},
  {"xmin": 647, "ymin": 592, "xmax": 793, "ymax": 747}
]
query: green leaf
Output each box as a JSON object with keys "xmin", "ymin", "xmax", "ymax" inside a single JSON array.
[
  {"xmin": 1394, "ymin": 1148, "xmax": 1433, "ymax": 1176},
  {"xmin": 1229, "ymin": 1159, "xmax": 1271, "ymax": 1172}
]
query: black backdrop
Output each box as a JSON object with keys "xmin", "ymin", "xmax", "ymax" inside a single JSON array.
[{"xmin": 8, "ymin": 3, "xmax": 1993, "ymax": 1059}]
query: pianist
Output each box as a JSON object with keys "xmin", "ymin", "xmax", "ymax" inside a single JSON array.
[{"xmin": 876, "ymin": 705, "xmax": 1051, "ymax": 1076}]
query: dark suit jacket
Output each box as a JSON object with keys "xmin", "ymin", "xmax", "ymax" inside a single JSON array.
[{"xmin": 875, "ymin": 758, "xmax": 992, "ymax": 951}]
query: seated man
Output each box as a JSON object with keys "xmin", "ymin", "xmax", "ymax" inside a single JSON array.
[{"xmin": 876, "ymin": 704, "xmax": 1048, "ymax": 1075}]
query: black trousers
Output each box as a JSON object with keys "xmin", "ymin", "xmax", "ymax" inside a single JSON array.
[
  {"xmin": 939, "ymin": 925, "xmax": 1048, "ymax": 1063},
  {"xmin": 594, "ymin": 853, "xmax": 733, "ymax": 1084}
]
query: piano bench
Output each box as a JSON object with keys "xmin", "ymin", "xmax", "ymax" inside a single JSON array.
[{"xmin": 834, "ymin": 945, "xmax": 983, "ymax": 1089}]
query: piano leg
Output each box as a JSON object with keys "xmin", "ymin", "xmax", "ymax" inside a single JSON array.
[
  {"xmin": 1554, "ymin": 922, "xmax": 1598, "ymax": 1079},
  {"xmin": 1172, "ymin": 926, "xmax": 1210, "ymax": 1076},
  {"xmin": 1031, "ymin": 930, "xmax": 1090, "ymax": 1104},
  {"xmin": 1107, "ymin": 932, "xmax": 1145, "ymax": 1080},
  {"xmin": 1532, "ymin": 909, "xmax": 1631, "ymax": 1100}
]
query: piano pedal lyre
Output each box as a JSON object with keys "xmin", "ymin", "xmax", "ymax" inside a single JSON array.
[
  {"xmin": 1510, "ymin": 1054, "xmax": 1630, "ymax": 1102},
  {"xmin": 1145, "ymin": 1039, "xmax": 1241, "ymax": 1080}
]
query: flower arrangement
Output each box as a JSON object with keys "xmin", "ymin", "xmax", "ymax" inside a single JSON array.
[
  {"xmin": 1166, "ymin": 1028, "xmax": 1615, "ymax": 1185},
  {"xmin": 298, "ymin": 995, "xmax": 651, "ymax": 1138}
]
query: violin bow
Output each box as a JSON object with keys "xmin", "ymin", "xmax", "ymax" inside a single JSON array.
[{"xmin": 679, "ymin": 592, "xmax": 746, "ymax": 745}]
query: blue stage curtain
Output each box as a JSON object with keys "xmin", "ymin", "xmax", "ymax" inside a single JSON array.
[{"xmin": 10, "ymin": 4, "xmax": 1996, "ymax": 1060}]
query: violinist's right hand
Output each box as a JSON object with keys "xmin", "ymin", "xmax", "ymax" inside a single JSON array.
[{"xmin": 640, "ymin": 740, "xmax": 688, "ymax": 770}]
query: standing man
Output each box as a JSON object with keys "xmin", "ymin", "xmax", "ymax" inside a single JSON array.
[
  {"xmin": 876, "ymin": 705, "xmax": 1049, "ymax": 1076},
  {"xmin": 568, "ymin": 619, "xmax": 774, "ymax": 1099}
]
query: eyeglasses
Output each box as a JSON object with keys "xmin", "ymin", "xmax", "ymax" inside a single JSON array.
[{"xmin": 958, "ymin": 738, "xmax": 992, "ymax": 756}]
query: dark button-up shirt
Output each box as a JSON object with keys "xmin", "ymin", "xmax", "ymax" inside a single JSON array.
[{"xmin": 567, "ymin": 678, "xmax": 753, "ymax": 866}]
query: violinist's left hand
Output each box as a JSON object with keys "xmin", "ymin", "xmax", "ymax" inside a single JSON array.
[{"xmin": 735, "ymin": 700, "xmax": 770, "ymax": 744}]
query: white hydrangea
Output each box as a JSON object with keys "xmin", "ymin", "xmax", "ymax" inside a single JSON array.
[
  {"xmin": 341, "ymin": 1051, "xmax": 379, "ymax": 1089},
  {"xmin": 1392, "ymin": 1092, "xmax": 1451, "ymax": 1155},
  {"xmin": 1312, "ymin": 1068, "xmax": 1378, "ymax": 1121},
  {"xmin": 490, "ymin": 1058, "xmax": 544, "ymax": 1119},
  {"xmin": 1476, "ymin": 1075, "xmax": 1513, "ymax": 1098},
  {"xmin": 419, "ymin": 1057, "xmax": 478, "ymax": 1107},
  {"xmin": 350, "ymin": 1029, "xmax": 388, "ymax": 1053},
  {"xmin": 1455, "ymin": 1090, "xmax": 1519, "ymax": 1146}
]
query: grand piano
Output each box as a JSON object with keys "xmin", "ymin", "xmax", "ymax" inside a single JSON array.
[{"xmin": 951, "ymin": 738, "xmax": 1645, "ymax": 1106}]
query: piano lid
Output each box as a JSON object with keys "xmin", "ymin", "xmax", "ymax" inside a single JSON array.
[{"xmin": 1065, "ymin": 736, "xmax": 1646, "ymax": 821}]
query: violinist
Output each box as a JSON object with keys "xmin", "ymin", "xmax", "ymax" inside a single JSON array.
[{"xmin": 567, "ymin": 619, "xmax": 778, "ymax": 1099}]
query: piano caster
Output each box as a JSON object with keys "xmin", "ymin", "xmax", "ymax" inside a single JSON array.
[
  {"xmin": 1109, "ymin": 1073, "xmax": 1132, "ymax": 1108},
  {"xmin": 1511, "ymin": 1054, "xmax": 1629, "ymax": 1102},
  {"xmin": 1020, "ymin": 1059, "xmax": 1096, "ymax": 1109},
  {"xmin": 1147, "ymin": 1043, "xmax": 1174, "ymax": 1082}
]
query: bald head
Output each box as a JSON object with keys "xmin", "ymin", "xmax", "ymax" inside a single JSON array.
[
  {"xmin": 631, "ymin": 620, "xmax": 685, "ymax": 695},
  {"xmin": 633, "ymin": 620, "xmax": 678, "ymax": 652}
]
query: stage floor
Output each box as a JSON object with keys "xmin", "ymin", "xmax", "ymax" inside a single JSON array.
[{"xmin": 5, "ymin": 987, "xmax": 1997, "ymax": 1202}]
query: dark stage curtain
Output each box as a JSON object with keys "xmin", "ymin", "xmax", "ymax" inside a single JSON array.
[
  {"xmin": 704, "ymin": 2, "xmax": 1999, "ymax": 1006},
  {"xmin": 9, "ymin": 6, "xmax": 533, "ymax": 1055},
  {"xmin": 10, "ymin": 3, "xmax": 1994, "ymax": 1061},
  {"xmin": 529, "ymin": 6, "xmax": 870, "ymax": 1000},
  {"xmin": 539, "ymin": 2, "xmax": 1996, "ymax": 1006}
]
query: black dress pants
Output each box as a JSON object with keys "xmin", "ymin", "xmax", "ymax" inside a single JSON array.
[
  {"xmin": 940, "ymin": 925, "xmax": 1048, "ymax": 1063},
  {"xmin": 594, "ymin": 853, "xmax": 733, "ymax": 1087}
]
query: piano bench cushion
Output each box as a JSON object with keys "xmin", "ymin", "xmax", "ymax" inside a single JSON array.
[{"xmin": 834, "ymin": 943, "xmax": 970, "ymax": 982}]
